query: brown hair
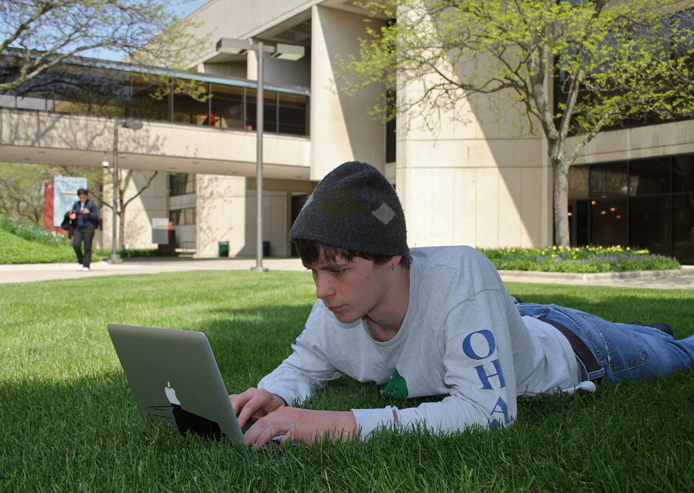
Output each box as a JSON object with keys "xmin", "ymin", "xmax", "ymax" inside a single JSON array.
[{"xmin": 294, "ymin": 238, "xmax": 412, "ymax": 270}]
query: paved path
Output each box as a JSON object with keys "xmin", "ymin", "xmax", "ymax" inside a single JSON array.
[{"xmin": 0, "ymin": 257, "xmax": 693, "ymax": 289}]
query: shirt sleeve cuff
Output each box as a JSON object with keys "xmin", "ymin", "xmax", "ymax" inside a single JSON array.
[{"xmin": 351, "ymin": 407, "xmax": 399, "ymax": 440}]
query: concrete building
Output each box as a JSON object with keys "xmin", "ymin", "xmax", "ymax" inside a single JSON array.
[{"xmin": 2, "ymin": 0, "xmax": 693, "ymax": 263}]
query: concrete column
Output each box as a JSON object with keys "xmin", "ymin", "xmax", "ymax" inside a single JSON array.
[
  {"xmin": 396, "ymin": 62, "xmax": 547, "ymax": 249},
  {"xmin": 310, "ymin": 5, "xmax": 387, "ymax": 180}
]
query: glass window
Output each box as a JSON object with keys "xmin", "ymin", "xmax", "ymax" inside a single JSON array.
[
  {"xmin": 673, "ymin": 194, "xmax": 694, "ymax": 263},
  {"xmin": 169, "ymin": 207, "xmax": 196, "ymax": 226},
  {"xmin": 590, "ymin": 197, "xmax": 627, "ymax": 247},
  {"xmin": 673, "ymin": 155, "xmax": 694, "ymax": 193},
  {"xmin": 629, "ymin": 158, "xmax": 670, "ymax": 196},
  {"xmin": 629, "ymin": 196, "xmax": 669, "ymax": 255},
  {"xmin": 569, "ymin": 199, "xmax": 590, "ymax": 246},
  {"xmin": 264, "ymin": 90, "xmax": 277, "ymax": 133},
  {"xmin": 170, "ymin": 173, "xmax": 196, "ymax": 196},
  {"xmin": 173, "ymin": 79, "xmax": 209, "ymax": 125},
  {"xmin": 590, "ymin": 162, "xmax": 628, "ymax": 197},
  {"xmin": 569, "ymin": 166, "xmax": 589, "ymax": 199},
  {"xmin": 85, "ymin": 66, "xmax": 130, "ymax": 117},
  {"xmin": 210, "ymin": 84, "xmax": 244, "ymax": 129},
  {"xmin": 244, "ymin": 89, "xmax": 278, "ymax": 132},
  {"xmin": 278, "ymin": 93, "xmax": 308, "ymax": 135},
  {"xmin": 131, "ymin": 75, "xmax": 171, "ymax": 122},
  {"xmin": 245, "ymin": 88, "xmax": 257, "ymax": 131}
]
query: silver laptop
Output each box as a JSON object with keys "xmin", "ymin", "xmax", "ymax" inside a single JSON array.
[{"xmin": 108, "ymin": 324, "xmax": 246, "ymax": 444}]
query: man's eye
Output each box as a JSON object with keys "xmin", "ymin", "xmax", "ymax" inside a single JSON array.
[{"xmin": 333, "ymin": 269, "xmax": 345, "ymax": 275}]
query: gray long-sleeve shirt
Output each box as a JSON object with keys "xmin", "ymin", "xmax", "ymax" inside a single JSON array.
[{"xmin": 258, "ymin": 246, "xmax": 577, "ymax": 438}]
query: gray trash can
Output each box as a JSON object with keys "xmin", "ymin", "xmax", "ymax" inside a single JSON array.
[{"xmin": 218, "ymin": 241, "xmax": 229, "ymax": 257}]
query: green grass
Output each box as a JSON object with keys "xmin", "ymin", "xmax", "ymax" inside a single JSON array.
[
  {"xmin": 0, "ymin": 228, "xmax": 77, "ymax": 264},
  {"xmin": 1, "ymin": 270, "xmax": 693, "ymax": 491},
  {"xmin": 0, "ymin": 215, "xmax": 71, "ymax": 248},
  {"xmin": 0, "ymin": 216, "xmax": 104, "ymax": 264}
]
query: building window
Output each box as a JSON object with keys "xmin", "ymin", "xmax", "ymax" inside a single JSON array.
[
  {"xmin": 169, "ymin": 173, "xmax": 196, "ymax": 196},
  {"xmin": 385, "ymin": 89, "xmax": 396, "ymax": 164},
  {"xmin": 568, "ymin": 154, "xmax": 694, "ymax": 263},
  {"xmin": 170, "ymin": 207, "xmax": 196, "ymax": 226}
]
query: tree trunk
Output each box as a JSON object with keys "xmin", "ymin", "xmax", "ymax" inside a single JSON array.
[
  {"xmin": 118, "ymin": 210, "xmax": 125, "ymax": 250},
  {"xmin": 552, "ymin": 159, "xmax": 571, "ymax": 247}
]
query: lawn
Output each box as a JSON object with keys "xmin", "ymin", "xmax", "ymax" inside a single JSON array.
[{"xmin": 1, "ymin": 271, "xmax": 693, "ymax": 492}]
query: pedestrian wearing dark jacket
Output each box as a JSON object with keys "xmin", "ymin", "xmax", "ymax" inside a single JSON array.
[{"xmin": 70, "ymin": 188, "xmax": 99, "ymax": 271}]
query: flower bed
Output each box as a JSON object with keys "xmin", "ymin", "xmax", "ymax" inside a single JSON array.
[{"xmin": 480, "ymin": 246, "xmax": 681, "ymax": 273}]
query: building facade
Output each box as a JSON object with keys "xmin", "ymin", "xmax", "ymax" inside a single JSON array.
[{"xmin": 2, "ymin": 0, "xmax": 693, "ymax": 263}]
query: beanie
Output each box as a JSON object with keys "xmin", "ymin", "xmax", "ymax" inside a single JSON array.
[{"xmin": 289, "ymin": 161, "xmax": 408, "ymax": 256}]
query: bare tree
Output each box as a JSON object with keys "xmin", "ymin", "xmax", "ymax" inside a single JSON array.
[{"xmin": 0, "ymin": 0, "xmax": 206, "ymax": 94}]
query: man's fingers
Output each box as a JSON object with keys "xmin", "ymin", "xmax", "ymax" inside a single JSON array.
[{"xmin": 229, "ymin": 389, "xmax": 254, "ymax": 416}]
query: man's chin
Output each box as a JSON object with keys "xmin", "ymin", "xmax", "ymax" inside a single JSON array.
[{"xmin": 331, "ymin": 311, "xmax": 360, "ymax": 324}]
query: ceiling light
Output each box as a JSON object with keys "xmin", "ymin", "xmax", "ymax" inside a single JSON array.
[
  {"xmin": 271, "ymin": 44, "xmax": 305, "ymax": 61},
  {"xmin": 216, "ymin": 38, "xmax": 251, "ymax": 55}
]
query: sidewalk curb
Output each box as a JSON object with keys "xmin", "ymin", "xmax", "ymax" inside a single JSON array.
[{"xmin": 498, "ymin": 268, "xmax": 687, "ymax": 282}]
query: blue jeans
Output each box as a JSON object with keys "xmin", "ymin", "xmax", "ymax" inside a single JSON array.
[{"xmin": 517, "ymin": 304, "xmax": 694, "ymax": 383}]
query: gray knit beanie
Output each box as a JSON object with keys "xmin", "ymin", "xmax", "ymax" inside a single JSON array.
[{"xmin": 289, "ymin": 161, "xmax": 408, "ymax": 256}]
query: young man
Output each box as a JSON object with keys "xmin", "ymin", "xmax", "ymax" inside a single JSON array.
[
  {"xmin": 230, "ymin": 161, "xmax": 694, "ymax": 450},
  {"xmin": 69, "ymin": 188, "xmax": 100, "ymax": 271}
]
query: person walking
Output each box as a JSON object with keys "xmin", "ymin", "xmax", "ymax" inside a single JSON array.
[{"xmin": 69, "ymin": 188, "xmax": 99, "ymax": 271}]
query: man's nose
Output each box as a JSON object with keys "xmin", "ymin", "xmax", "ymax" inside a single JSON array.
[{"xmin": 314, "ymin": 274, "xmax": 334, "ymax": 299}]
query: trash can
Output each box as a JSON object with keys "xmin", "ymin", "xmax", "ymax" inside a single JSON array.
[
  {"xmin": 218, "ymin": 241, "xmax": 229, "ymax": 257},
  {"xmin": 263, "ymin": 241, "xmax": 270, "ymax": 258}
]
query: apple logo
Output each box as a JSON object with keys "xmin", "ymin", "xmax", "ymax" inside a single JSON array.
[{"xmin": 165, "ymin": 382, "xmax": 181, "ymax": 405}]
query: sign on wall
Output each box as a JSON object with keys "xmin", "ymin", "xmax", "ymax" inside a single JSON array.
[{"xmin": 53, "ymin": 177, "xmax": 88, "ymax": 227}]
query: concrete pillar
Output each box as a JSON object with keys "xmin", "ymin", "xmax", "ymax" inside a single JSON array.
[{"xmin": 310, "ymin": 5, "xmax": 387, "ymax": 180}]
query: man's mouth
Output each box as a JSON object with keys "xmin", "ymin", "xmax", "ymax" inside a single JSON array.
[{"xmin": 327, "ymin": 305, "xmax": 344, "ymax": 313}]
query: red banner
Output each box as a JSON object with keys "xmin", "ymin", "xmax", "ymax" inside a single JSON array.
[{"xmin": 43, "ymin": 182, "xmax": 66, "ymax": 235}]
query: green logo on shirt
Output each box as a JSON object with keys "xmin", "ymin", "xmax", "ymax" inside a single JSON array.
[{"xmin": 381, "ymin": 368, "xmax": 409, "ymax": 399}]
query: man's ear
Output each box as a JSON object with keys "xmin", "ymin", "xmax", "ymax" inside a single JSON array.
[{"xmin": 389, "ymin": 255, "xmax": 403, "ymax": 269}]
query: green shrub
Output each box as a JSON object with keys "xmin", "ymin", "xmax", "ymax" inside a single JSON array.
[
  {"xmin": 97, "ymin": 248, "xmax": 179, "ymax": 258},
  {"xmin": 480, "ymin": 245, "xmax": 681, "ymax": 273}
]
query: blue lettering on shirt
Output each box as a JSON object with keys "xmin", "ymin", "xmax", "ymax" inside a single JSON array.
[
  {"xmin": 462, "ymin": 330, "xmax": 496, "ymax": 360},
  {"xmin": 292, "ymin": 326, "xmax": 307, "ymax": 345},
  {"xmin": 462, "ymin": 330, "xmax": 511, "ymax": 425},
  {"xmin": 473, "ymin": 359, "xmax": 506, "ymax": 390}
]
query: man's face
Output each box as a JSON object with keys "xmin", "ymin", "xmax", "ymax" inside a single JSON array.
[
  {"xmin": 305, "ymin": 254, "xmax": 392, "ymax": 324},
  {"xmin": 78, "ymin": 194, "xmax": 88, "ymax": 203}
]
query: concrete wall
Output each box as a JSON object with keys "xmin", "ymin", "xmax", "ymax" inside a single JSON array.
[
  {"xmin": 246, "ymin": 49, "xmax": 312, "ymax": 87},
  {"xmin": 571, "ymin": 119, "xmax": 694, "ymax": 164},
  {"xmin": 196, "ymin": 174, "xmax": 248, "ymax": 257},
  {"xmin": 395, "ymin": 67, "xmax": 550, "ymax": 249},
  {"xmin": 0, "ymin": 108, "xmax": 311, "ymax": 179},
  {"xmin": 244, "ymin": 190, "xmax": 292, "ymax": 258},
  {"xmin": 186, "ymin": 0, "xmax": 316, "ymax": 56},
  {"xmin": 309, "ymin": 6, "xmax": 387, "ymax": 180},
  {"xmin": 195, "ymin": 174, "xmax": 293, "ymax": 258},
  {"xmin": 101, "ymin": 171, "xmax": 168, "ymax": 250}
]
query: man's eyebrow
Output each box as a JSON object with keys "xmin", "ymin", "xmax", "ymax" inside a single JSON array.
[{"xmin": 304, "ymin": 261, "xmax": 350, "ymax": 270}]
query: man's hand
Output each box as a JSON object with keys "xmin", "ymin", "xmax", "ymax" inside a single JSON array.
[
  {"xmin": 243, "ymin": 407, "xmax": 358, "ymax": 450},
  {"xmin": 229, "ymin": 387, "xmax": 286, "ymax": 430}
]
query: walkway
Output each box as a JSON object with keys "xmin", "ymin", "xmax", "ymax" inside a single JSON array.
[{"xmin": 0, "ymin": 257, "xmax": 693, "ymax": 289}]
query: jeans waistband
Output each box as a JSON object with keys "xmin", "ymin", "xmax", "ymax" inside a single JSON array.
[{"xmin": 539, "ymin": 316, "xmax": 602, "ymax": 381}]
